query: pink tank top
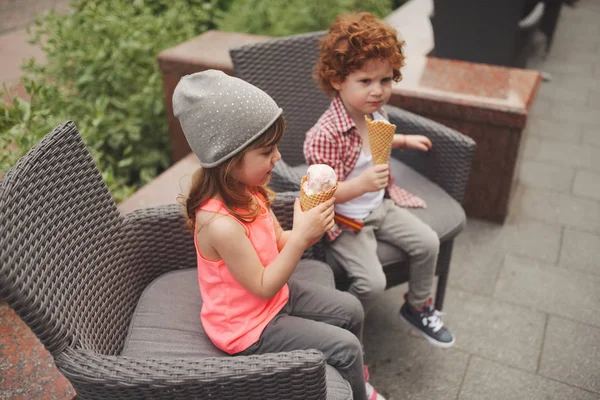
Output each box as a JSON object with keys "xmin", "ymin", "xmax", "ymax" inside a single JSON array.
[{"xmin": 194, "ymin": 195, "xmax": 289, "ymax": 354}]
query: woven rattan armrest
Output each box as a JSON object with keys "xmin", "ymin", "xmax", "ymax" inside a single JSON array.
[
  {"xmin": 121, "ymin": 204, "xmax": 197, "ymax": 276},
  {"xmin": 57, "ymin": 348, "xmax": 327, "ymax": 399},
  {"xmin": 384, "ymin": 105, "xmax": 476, "ymax": 203}
]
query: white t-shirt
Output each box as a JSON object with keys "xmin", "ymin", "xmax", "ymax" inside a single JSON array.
[{"xmin": 334, "ymin": 111, "xmax": 388, "ymax": 219}]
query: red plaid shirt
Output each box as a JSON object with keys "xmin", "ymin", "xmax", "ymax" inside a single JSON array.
[{"xmin": 304, "ymin": 96, "xmax": 426, "ymax": 241}]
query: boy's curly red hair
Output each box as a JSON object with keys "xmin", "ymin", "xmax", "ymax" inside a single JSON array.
[{"xmin": 315, "ymin": 12, "xmax": 405, "ymax": 96}]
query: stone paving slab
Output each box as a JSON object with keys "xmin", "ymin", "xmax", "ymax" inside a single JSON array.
[
  {"xmin": 447, "ymin": 241, "xmax": 504, "ymax": 296},
  {"xmin": 444, "ymin": 290, "xmax": 546, "ymax": 372},
  {"xmin": 539, "ymin": 316, "xmax": 600, "ymax": 394},
  {"xmin": 546, "ymin": 47, "xmax": 600, "ymax": 65},
  {"xmin": 550, "ymin": 36, "xmax": 599, "ymax": 57},
  {"xmin": 550, "ymin": 75, "xmax": 600, "ymax": 94},
  {"xmin": 554, "ymin": 13, "xmax": 600, "ymax": 38},
  {"xmin": 525, "ymin": 117, "xmax": 582, "ymax": 143},
  {"xmin": 518, "ymin": 160, "xmax": 575, "ymax": 193},
  {"xmin": 457, "ymin": 217, "xmax": 562, "ymax": 264},
  {"xmin": 592, "ymin": 148, "xmax": 600, "ymax": 172},
  {"xmin": 364, "ymin": 284, "xmax": 409, "ymax": 333},
  {"xmin": 573, "ymin": 170, "xmax": 600, "ymax": 201},
  {"xmin": 364, "ymin": 345, "xmax": 468, "ymax": 400},
  {"xmin": 581, "ymin": 124, "xmax": 600, "ymax": 147},
  {"xmin": 494, "ymin": 255, "xmax": 600, "ymax": 327},
  {"xmin": 364, "ymin": 297, "xmax": 470, "ymax": 400},
  {"xmin": 459, "ymin": 356, "xmax": 600, "ymax": 400},
  {"xmin": 528, "ymin": 98, "xmax": 553, "ymax": 119},
  {"xmin": 523, "ymin": 138, "xmax": 595, "ymax": 170},
  {"xmin": 550, "ymin": 103, "xmax": 600, "ymax": 126},
  {"xmin": 511, "ymin": 186, "xmax": 600, "ymax": 233},
  {"xmin": 536, "ymin": 78, "xmax": 592, "ymax": 107},
  {"xmin": 559, "ymin": 228, "xmax": 600, "ymax": 276},
  {"xmin": 521, "ymin": 135, "xmax": 543, "ymax": 160},
  {"xmin": 589, "ymin": 90, "xmax": 600, "ymax": 109},
  {"xmin": 541, "ymin": 59, "xmax": 595, "ymax": 78},
  {"xmin": 566, "ymin": 4, "xmax": 600, "ymax": 25}
]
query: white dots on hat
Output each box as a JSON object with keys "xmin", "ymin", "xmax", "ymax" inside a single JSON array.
[{"xmin": 172, "ymin": 69, "xmax": 282, "ymax": 167}]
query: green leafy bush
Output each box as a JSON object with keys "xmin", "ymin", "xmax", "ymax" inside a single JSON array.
[
  {"xmin": 218, "ymin": 0, "xmax": 393, "ymax": 37},
  {"xmin": 1, "ymin": 0, "xmax": 400, "ymax": 201},
  {"xmin": 1, "ymin": 0, "xmax": 226, "ymax": 201}
]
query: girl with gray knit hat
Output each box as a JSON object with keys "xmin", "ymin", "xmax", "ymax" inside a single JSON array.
[{"xmin": 174, "ymin": 70, "xmax": 377, "ymax": 400}]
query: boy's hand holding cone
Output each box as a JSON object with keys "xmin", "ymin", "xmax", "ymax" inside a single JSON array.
[
  {"xmin": 365, "ymin": 115, "xmax": 396, "ymax": 165},
  {"xmin": 300, "ymin": 164, "xmax": 338, "ymax": 211}
]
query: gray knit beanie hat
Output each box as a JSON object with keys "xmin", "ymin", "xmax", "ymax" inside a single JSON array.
[{"xmin": 172, "ymin": 70, "xmax": 283, "ymax": 168}]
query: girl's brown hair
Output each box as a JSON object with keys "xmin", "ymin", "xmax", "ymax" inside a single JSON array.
[
  {"xmin": 315, "ymin": 12, "xmax": 406, "ymax": 96},
  {"xmin": 182, "ymin": 116, "xmax": 286, "ymax": 231}
]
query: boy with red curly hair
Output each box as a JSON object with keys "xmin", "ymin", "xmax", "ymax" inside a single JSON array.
[{"xmin": 304, "ymin": 12, "xmax": 455, "ymax": 349}]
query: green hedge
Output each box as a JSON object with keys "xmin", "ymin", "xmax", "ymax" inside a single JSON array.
[
  {"xmin": 0, "ymin": 0, "xmax": 226, "ymax": 200},
  {"xmin": 218, "ymin": 0, "xmax": 392, "ymax": 37},
  {"xmin": 1, "ymin": 0, "xmax": 395, "ymax": 201}
]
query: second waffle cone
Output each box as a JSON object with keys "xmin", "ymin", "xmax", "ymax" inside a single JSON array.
[{"xmin": 365, "ymin": 115, "xmax": 396, "ymax": 165}]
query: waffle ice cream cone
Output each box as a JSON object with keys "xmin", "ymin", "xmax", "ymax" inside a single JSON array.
[
  {"xmin": 300, "ymin": 176, "xmax": 338, "ymax": 211},
  {"xmin": 365, "ymin": 115, "xmax": 396, "ymax": 165}
]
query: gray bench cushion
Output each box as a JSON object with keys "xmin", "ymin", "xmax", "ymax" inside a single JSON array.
[
  {"xmin": 293, "ymin": 158, "xmax": 465, "ymax": 268},
  {"xmin": 122, "ymin": 260, "xmax": 352, "ymax": 400}
]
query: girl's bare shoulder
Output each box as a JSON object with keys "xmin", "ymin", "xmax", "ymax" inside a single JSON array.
[{"xmin": 196, "ymin": 210, "xmax": 245, "ymax": 239}]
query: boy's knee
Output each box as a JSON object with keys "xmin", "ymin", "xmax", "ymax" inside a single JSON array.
[
  {"xmin": 414, "ymin": 228, "xmax": 439, "ymax": 258},
  {"xmin": 351, "ymin": 272, "xmax": 386, "ymax": 301}
]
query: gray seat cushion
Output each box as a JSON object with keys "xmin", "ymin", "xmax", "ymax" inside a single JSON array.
[
  {"xmin": 293, "ymin": 158, "xmax": 465, "ymax": 269},
  {"xmin": 122, "ymin": 260, "xmax": 352, "ymax": 400}
]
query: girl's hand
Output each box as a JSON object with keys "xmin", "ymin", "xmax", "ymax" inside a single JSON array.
[
  {"xmin": 359, "ymin": 164, "xmax": 389, "ymax": 193},
  {"xmin": 404, "ymin": 135, "xmax": 432, "ymax": 151},
  {"xmin": 291, "ymin": 197, "xmax": 336, "ymax": 248}
]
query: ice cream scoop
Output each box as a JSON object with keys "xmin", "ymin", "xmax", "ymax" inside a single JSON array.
[
  {"xmin": 300, "ymin": 164, "xmax": 338, "ymax": 211},
  {"xmin": 302, "ymin": 164, "xmax": 338, "ymax": 195}
]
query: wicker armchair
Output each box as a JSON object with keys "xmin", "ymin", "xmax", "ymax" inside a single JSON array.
[
  {"xmin": 0, "ymin": 122, "xmax": 355, "ymax": 399},
  {"xmin": 230, "ymin": 32, "xmax": 476, "ymax": 310}
]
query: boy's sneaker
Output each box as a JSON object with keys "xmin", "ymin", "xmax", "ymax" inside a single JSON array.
[
  {"xmin": 399, "ymin": 299, "xmax": 455, "ymax": 348},
  {"xmin": 364, "ymin": 367, "xmax": 386, "ymax": 400}
]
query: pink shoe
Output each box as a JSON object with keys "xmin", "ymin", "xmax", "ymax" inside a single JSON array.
[{"xmin": 364, "ymin": 366, "xmax": 386, "ymax": 400}]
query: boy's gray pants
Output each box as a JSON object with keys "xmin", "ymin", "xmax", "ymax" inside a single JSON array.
[
  {"xmin": 330, "ymin": 198, "xmax": 439, "ymax": 310},
  {"xmin": 238, "ymin": 278, "xmax": 368, "ymax": 400}
]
